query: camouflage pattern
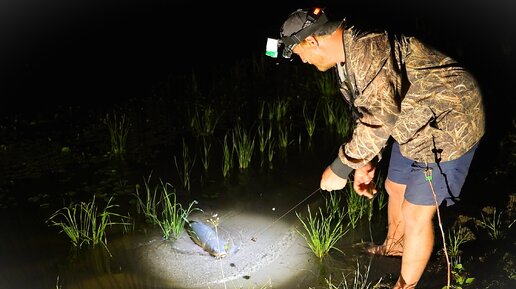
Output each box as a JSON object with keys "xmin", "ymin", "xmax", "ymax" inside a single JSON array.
[{"xmin": 336, "ymin": 27, "xmax": 485, "ymax": 168}]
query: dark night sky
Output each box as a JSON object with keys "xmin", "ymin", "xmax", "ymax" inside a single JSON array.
[{"xmin": 0, "ymin": 0, "xmax": 515, "ymax": 115}]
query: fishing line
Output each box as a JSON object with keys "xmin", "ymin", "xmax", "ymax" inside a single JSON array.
[{"xmin": 251, "ymin": 187, "xmax": 322, "ymax": 242}]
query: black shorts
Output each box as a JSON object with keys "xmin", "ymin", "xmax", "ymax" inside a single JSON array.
[{"xmin": 387, "ymin": 142, "xmax": 478, "ymax": 206}]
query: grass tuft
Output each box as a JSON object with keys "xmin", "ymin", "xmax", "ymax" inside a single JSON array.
[
  {"xmin": 232, "ymin": 123, "xmax": 255, "ymax": 170},
  {"xmin": 174, "ymin": 138, "xmax": 196, "ymax": 192},
  {"xmin": 103, "ymin": 112, "xmax": 130, "ymax": 160},
  {"xmin": 134, "ymin": 175, "xmax": 201, "ymax": 240},
  {"xmin": 47, "ymin": 195, "xmax": 131, "ymax": 254},
  {"xmin": 296, "ymin": 192, "xmax": 349, "ymax": 261}
]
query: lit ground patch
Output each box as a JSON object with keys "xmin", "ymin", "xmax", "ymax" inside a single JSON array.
[{"xmin": 137, "ymin": 209, "xmax": 319, "ymax": 289}]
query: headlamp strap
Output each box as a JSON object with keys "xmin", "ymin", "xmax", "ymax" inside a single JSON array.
[{"xmin": 281, "ymin": 9, "xmax": 328, "ymax": 46}]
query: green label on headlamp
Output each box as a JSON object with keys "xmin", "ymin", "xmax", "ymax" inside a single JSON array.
[{"xmin": 265, "ymin": 38, "xmax": 279, "ymax": 58}]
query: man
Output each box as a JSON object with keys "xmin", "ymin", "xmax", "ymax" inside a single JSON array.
[{"xmin": 272, "ymin": 7, "xmax": 485, "ymax": 289}]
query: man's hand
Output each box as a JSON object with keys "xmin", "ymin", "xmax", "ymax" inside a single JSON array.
[
  {"xmin": 320, "ymin": 166, "xmax": 348, "ymax": 191},
  {"xmin": 353, "ymin": 162, "xmax": 376, "ymax": 199}
]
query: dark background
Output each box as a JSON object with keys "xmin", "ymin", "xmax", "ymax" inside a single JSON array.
[{"xmin": 0, "ymin": 0, "xmax": 515, "ymax": 117}]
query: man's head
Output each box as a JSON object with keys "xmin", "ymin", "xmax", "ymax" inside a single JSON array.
[
  {"xmin": 279, "ymin": 8, "xmax": 328, "ymax": 58},
  {"xmin": 278, "ymin": 7, "xmax": 343, "ymax": 71}
]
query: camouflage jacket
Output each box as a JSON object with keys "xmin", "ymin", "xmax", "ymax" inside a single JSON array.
[{"xmin": 333, "ymin": 26, "xmax": 485, "ymax": 172}]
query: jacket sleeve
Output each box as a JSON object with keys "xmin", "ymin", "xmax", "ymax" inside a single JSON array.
[{"xmin": 336, "ymin": 31, "xmax": 403, "ymax": 170}]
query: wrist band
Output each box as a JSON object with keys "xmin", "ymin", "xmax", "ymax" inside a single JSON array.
[{"xmin": 329, "ymin": 157, "xmax": 353, "ymax": 179}]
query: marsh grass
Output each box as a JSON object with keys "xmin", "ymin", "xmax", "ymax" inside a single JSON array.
[
  {"xmin": 189, "ymin": 104, "xmax": 221, "ymax": 137},
  {"xmin": 103, "ymin": 112, "xmax": 130, "ymax": 159},
  {"xmin": 316, "ymin": 70, "xmax": 340, "ymax": 98},
  {"xmin": 200, "ymin": 136, "xmax": 212, "ymax": 173},
  {"xmin": 325, "ymin": 259, "xmax": 382, "ymax": 289},
  {"xmin": 266, "ymin": 139, "xmax": 276, "ymax": 169},
  {"xmin": 319, "ymin": 93, "xmax": 353, "ymax": 139},
  {"xmin": 47, "ymin": 195, "xmax": 131, "ymax": 254},
  {"xmin": 174, "ymin": 138, "xmax": 196, "ymax": 192},
  {"xmin": 222, "ymin": 132, "xmax": 234, "ymax": 178},
  {"xmin": 258, "ymin": 100, "xmax": 267, "ymax": 123},
  {"xmin": 317, "ymin": 69, "xmax": 343, "ymax": 129},
  {"xmin": 475, "ymin": 206, "xmax": 515, "ymax": 240},
  {"xmin": 322, "ymin": 101, "xmax": 338, "ymax": 128},
  {"xmin": 334, "ymin": 104, "xmax": 352, "ymax": 139},
  {"xmin": 232, "ymin": 123, "xmax": 255, "ymax": 170},
  {"xmin": 134, "ymin": 174, "xmax": 159, "ymax": 224},
  {"xmin": 303, "ymin": 100, "xmax": 318, "ymax": 146},
  {"xmin": 296, "ymin": 192, "xmax": 349, "ymax": 261},
  {"xmin": 270, "ymin": 99, "xmax": 289, "ymax": 124},
  {"xmin": 277, "ymin": 123, "xmax": 292, "ymax": 150},
  {"xmin": 55, "ymin": 276, "xmax": 62, "ymax": 289},
  {"xmin": 345, "ymin": 185, "xmax": 371, "ymax": 229},
  {"xmin": 257, "ymin": 120, "xmax": 273, "ymax": 166},
  {"xmin": 326, "ymin": 190, "xmax": 343, "ymax": 216},
  {"xmin": 134, "ymin": 176, "xmax": 200, "ymax": 240},
  {"xmin": 446, "ymin": 225, "xmax": 476, "ymax": 267}
]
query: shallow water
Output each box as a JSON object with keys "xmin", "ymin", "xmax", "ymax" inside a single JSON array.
[
  {"xmin": 0, "ymin": 136, "xmax": 402, "ymax": 289},
  {"xmin": 0, "ymin": 104, "xmax": 514, "ymax": 289}
]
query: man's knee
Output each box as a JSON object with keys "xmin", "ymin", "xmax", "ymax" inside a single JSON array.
[{"xmin": 401, "ymin": 201, "xmax": 436, "ymax": 227}]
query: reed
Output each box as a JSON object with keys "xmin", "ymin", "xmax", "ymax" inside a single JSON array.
[
  {"xmin": 277, "ymin": 123, "xmax": 291, "ymax": 150},
  {"xmin": 325, "ymin": 259, "xmax": 381, "ymax": 289},
  {"xmin": 346, "ymin": 185, "xmax": 370, "ymax": 229},
  {"xmin": 322, "ymin": 101, "xmax": 336, "ymax": 129},
  {"xmin": 258, "ymin": 100, "xmax": 266, "ymax": 122},
  {"xmin": 134, "ymin": 176, "xmax": 200, "ymax": 240},
  {"xmin": 157, "ymin": 182, "xmax": 199, "ymax": 240},
  {"xmin": 174, "ymin": 138, "xmax": 196, "ymax": 192},
  {"xmin": 334, "ymin": 105, "xmax": 352, "ymax": 139},
  {"xmin": 266, "ymin": 139, "xmax": 276, "ymax": 170},
  {"xmin": 303, "ymin": 100, "xmax": 318, "ymax": 146},
  {"xmin": 267, "ymin": 101, "xmax": 275, "ymax": 123},
  {"xmin": 270, "ymin": 99, "xmax": 289, "ymax": 124},
  {"xmin": 475, "ymin": 206, "xmax": 514, "ymax": 240},
  {"xmin": 55, "ymin": 276, "xmax": 62, "ymax": 289},
  {"xmin": 325, "ymin": 191, "xmax": 343, "ymax": 216},
  {"xmin": 296, "ymin": 193, "xmax": 348, "ymax": 261},
  {"xmin": 315, "ymin": 70, "xmax": 340, "ymax": 98},
  {"xmin": 232, "ymin": 123, "xmax": 255, "ymax": 170},
  {"xmin": 200, "ymin": 136, "xmax": 212, "ymax": 173},
  {"xmin": 446, "ymin": 225, "xmax": 476, "ymax": 267},
  {"xmin": 134, "ymin": 174, "xmax": 159, "ymax": 224},
  {"xmin": 189, "ymin": 104, "xmax": 221, "ymax": 137},
  {"xmin": 257, "ymin": 120, "xmax": 273, "ymax": 166},
  {"xmin": 222, "ymin": 132, "xmax": 234, "ymax": 178},
  {"xmin": 103, "ymin": 112, "xmax": 130, "ymax": 159},
  {"xmin": 47, "ymin": 195, "xmax": 131, "ymax": 253},
  {"xmin": 322, "ymin": 101, "xmax": 337, "ymax": 128}
]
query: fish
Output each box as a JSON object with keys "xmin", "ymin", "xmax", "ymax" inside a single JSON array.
[{"xmin": 187, "ymin": 220, "xmax": 239, "ymax": 258}]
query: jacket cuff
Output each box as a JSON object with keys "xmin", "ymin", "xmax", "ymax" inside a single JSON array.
[{"xmin": 329, "ymin": 157, "xmax": 353, "ymax": 179}]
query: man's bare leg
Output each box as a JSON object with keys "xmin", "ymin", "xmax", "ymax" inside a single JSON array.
[
  {"xmin": 393, "ymin": 201, "xmax": 437, "ymax": 288},
  {"xmin": 368, "ymin": 178, "xmax": 405, "ymax": 256}
]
